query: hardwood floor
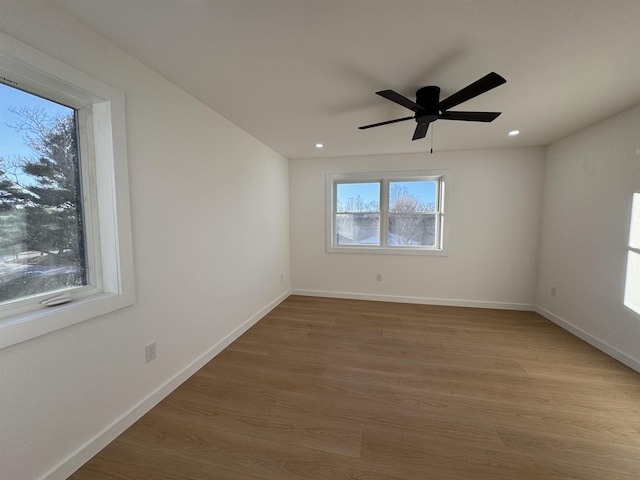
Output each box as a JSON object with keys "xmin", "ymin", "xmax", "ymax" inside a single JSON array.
[{"xmin": 70, "ymin": 296, "xmax": 640, "ymax": 479}]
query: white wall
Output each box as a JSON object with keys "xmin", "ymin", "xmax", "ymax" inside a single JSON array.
[
  {"xmin": 536, "ymin": 103, "xmax": 640, "ymax": 371},
  {"xmin": 0, "ymin": 2, "xmax": 290, "ymax": 479},
  {"xmin": 290, "ymin": 147, "xmax": 545, "ymax": 309}
]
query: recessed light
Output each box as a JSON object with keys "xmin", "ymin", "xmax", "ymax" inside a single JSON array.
[
  {"xmin": 508, "ymin": 130, "xmax": 520, "ymax": 137},
  {"xmin": 315, "ymin": 143, "xmax": 324, "ymax": 149}
]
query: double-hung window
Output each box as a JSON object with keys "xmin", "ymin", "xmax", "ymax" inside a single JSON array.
[
  {"xmin": 327, "ymin": 170, "xmax": 447, "ymax": 254},
  {"xmin": 0, "ymin": 32, "xmax": 134, "ymax": 349}
]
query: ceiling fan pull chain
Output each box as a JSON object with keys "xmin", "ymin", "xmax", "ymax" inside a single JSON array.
[{"xmin": 430, "ymin": 123, "xmax": 434, "ymax": 154}]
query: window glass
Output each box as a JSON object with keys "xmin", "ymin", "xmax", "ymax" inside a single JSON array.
[
  {"xmin": 389, "ymin": 181, "xmax": 436, "ymax": 211},
  {"xmin": 629, "ymin": 193, "xmax": 640, "ymax": 250},
  {"xmin": 389, "ymin": 180, "xmax": 437, "ymax": 246},
  {"xmin": 625, "ymin": 193, "xmax": 640, "ymax": 314},
  {"xmin": 336, "ymin": 182, "xmax": 380, "ymax": 245},
  {"xmin": 336, "ymin": 182, "xmax": 380, "ymax": 212},
  {"xmin": 0, "ymin": 82, "xmax": 86, "ymax": 304},
  {"xmin": 625, "ymin": 251, "xmax": 640, "ymax": 314}
]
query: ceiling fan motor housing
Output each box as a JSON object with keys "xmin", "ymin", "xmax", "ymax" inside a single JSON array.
[{"xmin": 415, "ymin": 86, "xmax": 440, "ymax": 123}]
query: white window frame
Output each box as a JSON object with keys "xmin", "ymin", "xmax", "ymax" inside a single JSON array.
[
  {"xmin": 326, "ymin": 169, "xmax": 449, "ymax": 255},
  {"xmin": 0, "ymin": 32, "xmax": 135, "ymax": 350}
]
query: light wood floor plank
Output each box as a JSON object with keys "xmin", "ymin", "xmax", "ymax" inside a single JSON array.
[{"xmin": 70, "ymin": 296, "xmax": 640, "ymax": 479}]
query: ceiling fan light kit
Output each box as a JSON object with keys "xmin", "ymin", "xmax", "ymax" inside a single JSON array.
[{"xmin": 359, "ymin": 72, "xmax": 506, "ymax": 141}]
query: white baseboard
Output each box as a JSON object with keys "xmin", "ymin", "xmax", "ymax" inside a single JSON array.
[
  {"xmin": 290, "ymin": 289, "xmax": 535, "ymax": 311},
  {"xmin": 534, "ymin": 305, "xmax": 640, "ymax": 373},
  {"xmin": 44, "ymin": 289, "xmax": 291, "ymax": 480}
]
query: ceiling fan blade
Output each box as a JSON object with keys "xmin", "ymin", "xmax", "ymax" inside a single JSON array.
[
  {"xmin": 438, "ymin": 112, "xmax": 502, "ymax": 122},
  {"xmin": 412, "ymin": 122, "xmax": 429, "ymax": 140},
  {"xmin": 438, "ymin": 111, "xmax": 502, "ymax": 122},
  {"xmin": 376, "ymin": 90, "xmax": 422, "ymax": 111},
  {"xmin": 438, "ymin": 72, "xmax": 506, "ymax": 111},
  {"xmin": 358, "ymin": 116, "xmax": 414, "ymax": 130}
]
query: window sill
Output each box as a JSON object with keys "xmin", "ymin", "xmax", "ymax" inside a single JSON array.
[
  {"xmin": 327, "ymin": 246, "xmax": 448, "ymax": 256},
  {"xmin": 0, "ymin": 291, "xmax": 134, "ymax": 350}
]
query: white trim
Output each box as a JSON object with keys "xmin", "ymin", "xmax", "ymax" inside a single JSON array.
[
  {"xmin": 42, "ymin": 290, "xmax": 291, "ymax": 480},
  {"xmin": 291, "ymin": 289, "xmax": 535, "ymax": 311},
  {"xmin": 535, "ymin": 305, "xmax": 640, "ymax": 373}
]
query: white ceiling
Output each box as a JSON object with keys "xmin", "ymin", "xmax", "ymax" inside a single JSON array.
[{"xmin": 54, "ymin": 0, "xmax": 640, "ymax": 160}]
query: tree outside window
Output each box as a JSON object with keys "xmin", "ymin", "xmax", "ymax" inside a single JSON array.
[{"xmin": 0, "ymin": 85, "xmax": 85, "ymax": 303}]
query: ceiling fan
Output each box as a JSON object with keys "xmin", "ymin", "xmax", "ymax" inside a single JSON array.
[{"xmin": 358, "ymin": 72, "xmax": 506, "ymax": 140}]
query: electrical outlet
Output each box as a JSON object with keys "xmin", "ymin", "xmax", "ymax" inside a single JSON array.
[
  {"xmin": 551, "ymin": 286, "xmax": 557, "ymax": 297},
  {"xmin": 376, "ymin": 273, "xmax": 382, "ymax": 282},
  {"xmin": 145, "ymin": 342, "xmax": 156, "ymax": 363}
]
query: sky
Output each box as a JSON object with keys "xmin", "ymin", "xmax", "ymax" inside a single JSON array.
[
  {"xmin": 0, "ymin": 82, "xmax": 72, "ymax": 159},
  {"xmin": 337, "ymin": 180, "xmax": 437, "ymax": 211}
]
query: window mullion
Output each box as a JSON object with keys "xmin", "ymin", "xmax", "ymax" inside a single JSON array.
[
  {"xmin": 333, "ymin": 180, "xmax": 338, "ymax": 245},
  {"xmin": 380, "ymin": 180, "xmax": 389, "ymax": 247},
  {"xmin": 435, "ymin": 179, "xmax": 442, "ymax": 248}
]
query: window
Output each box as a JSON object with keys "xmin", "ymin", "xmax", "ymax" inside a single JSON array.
[
  {"xmin": 0, "ymin": 32, "xmax": 134, "ymax": 350},
  {"xmin": 0, "ymin": 84, "xmax": 87, "ymax": 305},
  {"xmin": 327, "ymin": 170, "xmax": 447, "ymax": 254},
  {"xmin": 624, "ymin": 193, "xmax": 640, "ymax": 314},
  {"xmin": 335, "ymin": 182, "xmax": 381, "ymax": 245}
]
